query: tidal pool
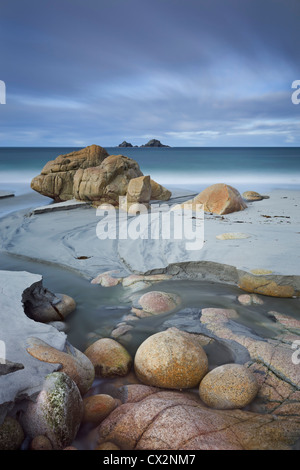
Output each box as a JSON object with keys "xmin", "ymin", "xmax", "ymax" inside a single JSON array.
[{"xmin": 1, "ymin": 251, "xmax": 300, "ymax": 450}]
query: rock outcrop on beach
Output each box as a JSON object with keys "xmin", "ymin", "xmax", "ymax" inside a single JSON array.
[
  {"xmin": 195, "ymin": 183, "xmax": 247, "ymax": 215},
  {"xmin": 175, "ymin": 183, "xmax": 247, "ymax": 215},
  {"xmin": 95, "ymin": 384, "xmax": 300, "ymax": 450},
  {"xmin": 238, "ymin": 273, "xmax": 296, "ymax": 298},
  {"xmin": 31, "ymin": 145, "xmax": 109, "ymax": 202},
  {"xmin": 140, "ymin": 139, "xmax": 169, "ymax": 147},
  {"xmin": 31, "ymin": 145, "xmax": 171, "ymax": 206}
]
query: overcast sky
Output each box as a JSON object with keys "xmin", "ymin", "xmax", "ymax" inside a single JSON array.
[{"xmin": 0, "ymin": 0, "xmax": 299, "ymax": 147}]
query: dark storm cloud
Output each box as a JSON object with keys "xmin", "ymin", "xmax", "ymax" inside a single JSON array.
[{"xmin": 0, "ymin": 0, "xmax": 299, "ymax": 145}]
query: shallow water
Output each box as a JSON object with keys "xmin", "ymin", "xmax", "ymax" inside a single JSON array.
[
  {"xmin": 1, "ymin": 251, "xmax": 299, "ymax": 358},
  {"xmin": 2, "ymin": 249, "xmax": 300, "ymax": 449}
]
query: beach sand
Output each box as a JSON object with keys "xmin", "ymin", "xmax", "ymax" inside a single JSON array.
[{"xmin": 0, "ymin": 188, "xmax": 299, "ymax": 293}]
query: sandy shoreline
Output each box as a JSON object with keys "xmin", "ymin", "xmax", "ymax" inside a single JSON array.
[{"xmin": 0, "ymin": 187, "xmax": 299, "ymax": 295}]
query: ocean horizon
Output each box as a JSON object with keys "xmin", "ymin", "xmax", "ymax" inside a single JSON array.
[{"xmin": 0, "ymin": 146, "xmax": 299, "ymax": 197}]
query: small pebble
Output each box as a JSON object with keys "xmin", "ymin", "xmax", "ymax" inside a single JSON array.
[
  {"xmin": 30, "ymin": 435, "xmax": 53, "ymax": 450},
  {"xmin": 95, "ymin": 442, "xmax": 120, "ymax": 450},
  {"xmin": 82, "ymin": 394, "xmax": 117, "ymax": 424}
]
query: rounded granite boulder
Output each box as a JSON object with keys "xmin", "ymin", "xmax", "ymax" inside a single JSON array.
[
  {"xmin": 84, "ymin": 338, "xmax": 132, "ymax": 378},
  {"xmin": 199, "ymin": 363, "xmax": 259, "ymax": 410},
  {"xmin": 20, "ymin": 372, "xmax": 83, "ymax": 449},
  {"xmin": 137, "ymin": 291, "xmax": 181, "ymax": 315},
  {"xmin": 242, "ymin": 191, "xmax": 269, "ymax": 202},
  {"xmin": 26, "ymin": 293, "xmax": 76, "ymax": 323},
  {"xmin": 134, "ymin": 328, "xmax": 208, "ymax": 389}
]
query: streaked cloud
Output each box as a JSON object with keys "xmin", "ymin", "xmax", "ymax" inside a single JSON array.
[{"xmin": 0, "ymin": 0, "xmax": 299, "ymax": 146}]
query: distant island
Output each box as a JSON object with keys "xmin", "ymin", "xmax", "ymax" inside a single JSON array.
[
  {"xmin": 140, "ymin": 139, "xmax": 170, "ymax": 148},
  {"xmin": 118, "ymin": 139, "xmax": 170, "ymax": 148},
  {"xmin": 118, "ymin": 141, "xmax": 136, "ymax": 148}
]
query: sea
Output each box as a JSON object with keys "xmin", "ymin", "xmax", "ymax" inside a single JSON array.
[{"xmin": 0, "ymin": 146, "xmax": 300, "ymax": 200}]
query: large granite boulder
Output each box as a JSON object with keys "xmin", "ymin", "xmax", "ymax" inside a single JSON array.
[
  {"xmin": 31, "ymin": 145, "xmax": 171, "ymax": 206},
  {"xmin": 134, "ymin": 328, "xmax": 208, "ymax": 389},
  {"xmin": 175, "ymin": 183, "xmax": 247, "ymax": 215},
  {"xmin": 31, "ymin": 145, "xmax": 109, "ymax": 202}
]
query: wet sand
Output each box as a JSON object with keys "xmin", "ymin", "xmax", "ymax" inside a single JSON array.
[{"xmin": 0, "ymin": 188, "xmax": 299, "ymax": 290}]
